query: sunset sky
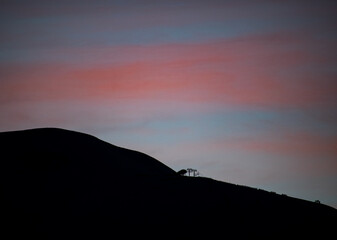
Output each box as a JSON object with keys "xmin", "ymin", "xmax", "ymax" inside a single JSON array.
[{"xmin": 1, "ymin": 0, "xmax": 337, "ymax": 208}]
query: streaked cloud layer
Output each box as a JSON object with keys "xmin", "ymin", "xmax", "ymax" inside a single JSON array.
[{"xmin": 1, "ymin": 0, "xmax": 337, "ymax": 207}]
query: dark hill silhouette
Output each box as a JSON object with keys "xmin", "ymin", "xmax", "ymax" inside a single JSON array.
[{"xmin": 1, "ymin": 128, "xmax": 336, "ymax": 239}]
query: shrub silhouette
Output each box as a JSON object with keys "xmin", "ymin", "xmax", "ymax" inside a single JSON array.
[{"xmin": 177, "ymin": 169, "xmax": 187, "ymax": 176}]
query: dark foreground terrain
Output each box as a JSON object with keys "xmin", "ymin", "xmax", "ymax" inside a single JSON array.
[{"xmin": 1, "ymin": 128, "xmax": 336, "ymax": 238}]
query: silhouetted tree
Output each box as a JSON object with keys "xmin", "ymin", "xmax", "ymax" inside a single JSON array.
[
  {"xmin": 177, "ymin": 169, "xmax": 187, "ymax": 176},
  {"xmin": 186, "ymin": 168, "xmax": 200, "ymax": 177}
]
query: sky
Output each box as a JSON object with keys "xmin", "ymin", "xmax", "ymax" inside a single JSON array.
[{"xmin": 1, "ymin": 0, "xmax": 337, "ymax": 208}]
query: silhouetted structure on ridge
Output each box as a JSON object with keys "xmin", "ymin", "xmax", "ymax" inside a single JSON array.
[
  {"xmin": 177, "ymin": 168, "xmax": 200, "ymax": 177},
  {"xmin": 186, "ymin": 168, "xmax": 199, "ymax": 177}
]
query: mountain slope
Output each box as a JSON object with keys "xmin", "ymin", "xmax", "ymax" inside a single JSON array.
[{"xmin": 1, "ymin": 128, "xmax": 336, "ymax": 238}]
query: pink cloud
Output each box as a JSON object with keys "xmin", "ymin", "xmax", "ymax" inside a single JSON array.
[
  {"xmin": 1, "ymin": 32, "xmax": 336, "ymax": 109},
  {"xmin": 226, "ymin": 133, "xmax": 337, "ymax": 158},
  {"xmin": 184, "ymin": 130, "xmax": 337, "ymax": 179}
]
